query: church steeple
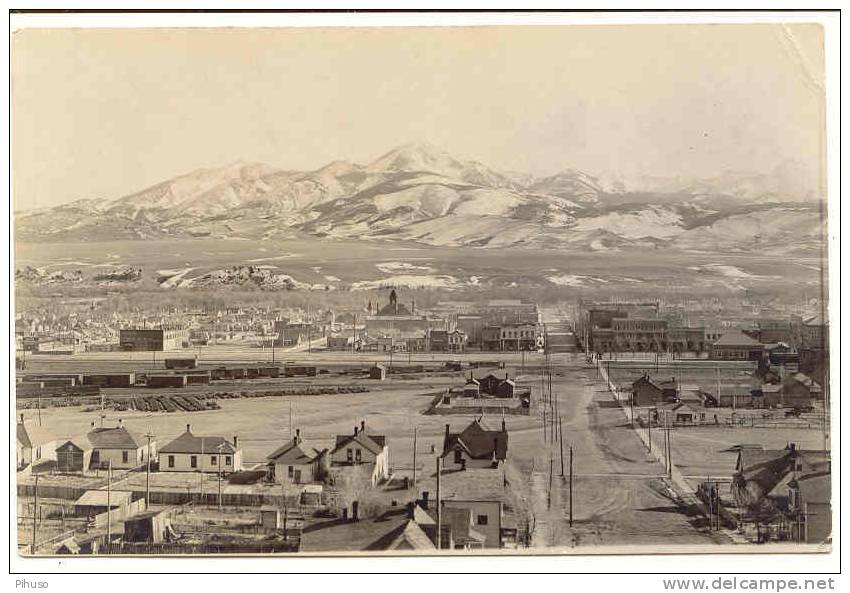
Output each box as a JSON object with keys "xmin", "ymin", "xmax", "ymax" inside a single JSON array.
[{"xmin": 389, "ymin": 289, "xmax": 398, "ymax": 314}]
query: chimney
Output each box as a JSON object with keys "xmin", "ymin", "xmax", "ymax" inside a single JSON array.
[
  {"xmin": 19, "ymin": 413, "xmax": 24, "ymax": 424},
  {"xmin": 421, "ymin": 491, "xmax": 429, "ymax": 509},
  {"xmin": 295, "ymin": 428, "xmax": 301, "ymax": 444},
  {"xmin": 233, "ymin": 436, "xmax": 238, "ymax": 448},
  {"xmin": 354, "ymin": 425, "xmax": 358, "ymax": 436},
  {"xmin": 361, "ymin": 420, "xmax": 365, "ymax": 434},
  {"xmin": 501, "ymin": 418, "xmax": 506, "ymax": 432},
  {"xmin": 186, "ymin": 424, "xmax": 191, "ymax": 433},
  {"xmin": 118, "ymin": 418, "xmax": 123, "ymax": 427},
  {"xmin": 406, "ymin": 501, "xmax": 416, "ymax": 519},
  {"xmin": 506, "ymin": 372, "xmax": 509, "ymax": 380},
  {"xmin": 445, "ymin": 424, "xmax": 450, "ymax": 438}
]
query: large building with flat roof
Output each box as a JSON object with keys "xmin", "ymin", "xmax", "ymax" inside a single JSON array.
[{"xmin": 119, "ymin": 328, "xmax": 188, "ymax": 351}]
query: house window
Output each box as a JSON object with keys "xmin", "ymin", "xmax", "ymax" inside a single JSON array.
[
  {"xmin": 355, "ymin": 449, "xmax": 362, "ymax": 462},
  {"xmin": 122, "ymin": 451, "xmax": 129, "ymax": 463},
  {"xmin": 211, "ymin": 455, "xmax": 217, "ymax": 466},
  {"xmin": 168, "ymin": 455, "xmax": 175, "ymax": 468},
  {"xmin": 190, "ymin": 455, "xmax": 197, "ymax": 469},
  {"xmin": 288, "ymin": 465, "xmax": 294, "ymax": 477},
  {"xmin": 454, "ymin": 449, "xmax": 463, "ymax": 464},
  {"xmin": 225, "ymin": 456, "xmax": 232, "ymax": 466},
  {"xmin": 36, "ymin": 447, "xmax": 41, "ymax": 460},
  {"xmin": 476, "ymin": 514, "xmax": 488, "ymax": 526},
  {"xmin": 347, "ymin": 449, "xmax": 353, "ymax": 462}
]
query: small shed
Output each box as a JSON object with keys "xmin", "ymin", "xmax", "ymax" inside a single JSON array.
[
  {"xmin": 463, "ymin": 376, "xmax": 480, "ymax": 398},
  {"xmin": 259, "ymin": 507, "xmax": 281, "ymax": 529},
  {"xmin": 632, "ymin": 374, "xmax": 664, "ymax": 407},
  {"xmin": 478, "ymin": 373, "xmax": 502, "ymax": 396},
  {"xmin": 74, "ymin": 489, "xmax": 132, "ymax": 517},
  {"xmin": 369, "ymin": 364, "xmax": 387, "ymax": 381},
  {"xmin": 494, "ymin": 378, "xmax": 516, "ymax": 399},
  {"xmin": 123, "ymin": 509, "xmax": 173, "ymax": 544},
  {"xmin": 56, "ymin": 438, "xmax": 93, "ymax": 473}
]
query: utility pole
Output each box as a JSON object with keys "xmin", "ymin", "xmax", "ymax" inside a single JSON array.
[
  {"xmin": 559, "ymin": 415, "xmax": 565, "ymax": 477},
  {"xmin": 648, "ymin": 408, "xmax": 653, "ymax": 453},
  {"xmin": 547, "ymin": 453, "xmax": 553, "ymax": 510},
  {"xmin": 411, "ymin": 427, "xmax": 417, "ymax": 488},
  {"xmin": 569, "ymin": 445, "xmax": 574, "ymax": 527},
  {"xmin": 289, "ymin": 401, "xmax": 293, "ymax": 439},
  {"xmin": 435, "ymin": 456, "xmax": 442, "ymax": 550},
  {"xmin": 663, "ymin": 411, "xmax": 670, "ymax": 475},
  {"xmin": 106, "ymin": 460, "xmax": 112, "ymax": 555},
  {"xmin": 307, "ymin": 302, "xmax": 312, "ymax": 354},
  {"xmin": 666, "ymin": 413, "xmax": 673, "ymax": 478},
  {"xmin": 30, "ymin": 474, "xmax": 39, "ymax": 555},
  {"xmin": 217, "ymin": 443, "xmax": 224, "ymax": 510},
  {"xmin": 543, "ymin": 405, "xmax": 547, "ymax": 445},
  {"xmin": 37, "ymin": 391, "xmax": 42, "ymax": 427},
  {"xmin": 145, "ymin": 432, "xmax": 155, "ymax": 508}
]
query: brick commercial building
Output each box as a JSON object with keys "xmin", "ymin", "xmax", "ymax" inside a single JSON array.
[{"xmin": 119, "ymin": 328, "xmax": 188, "ymax": 351}]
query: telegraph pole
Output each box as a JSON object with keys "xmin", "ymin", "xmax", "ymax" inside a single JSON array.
[
  {"xmin": 663, "ymin": 412, "xmax": 671, "ymax": 475},
  {"xmin": 145, "ymin": 432, "xmax": 155, "ymax": 508},
  {"xmin": 559, "ymin": 415, "xmax": 565, "ymax": 477},
  {"xmin": 666, "ymin": 413, "xmax": 673, "ymax": 478},
  {"xmin": 411, "ymin": 427, "xmax": 418, "ymax": 488},
  {"xmin": 217, "ymin": 443, "xmax": 224, "ymax": 510},
  {"xmin": 30, "ymin": 474, "xmax": 39, "ymax": 555},
  {"xmin": 648, "ymin": 409, "xmax": 653, "ymax": 453},
  {"xmin": 106, "ymin": 460, "xmax": 112, "ymax": 554},
  {"xmin": 307, "ymin": 302, "xmax": 312, "ymax": 354},
  {"xmin": 435, "ymin": 456, "xmax": 442, "ymax": 550},
  {"xmin": 569, "ymin": 445, "xmax": 574, "ymax": 527}
]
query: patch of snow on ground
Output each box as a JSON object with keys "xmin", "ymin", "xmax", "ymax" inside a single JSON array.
[
  {"xmin": 375, "ymin": 262, "xmax": 436, "ymax": 274},
  {"xmin": 571, "ymin": 207, "xmax": 683, "ymax": 240},
  {"xmin": 246, "ymin": 254, "xmax": 298, "ymax": 262},
  {"xmin": 688, "ymin": 264, "xmax": 757, "ymax": 279},
  {"xmin": 546, "ymin": 274, "xmax": 591, "ymax": 287},
  {"xmin": 157, "ymin": 268, "xmax": 195, "ymax": 288},
  {"xmin": 350, "ymin": 275, "xmax": 461, "ymax": 291}
]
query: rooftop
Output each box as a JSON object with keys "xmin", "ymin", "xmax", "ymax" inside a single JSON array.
[{"xmin": 159, "ymin": 427, "xmax": 238, "ymax": 455}]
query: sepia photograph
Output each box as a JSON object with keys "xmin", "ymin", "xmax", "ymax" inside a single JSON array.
[{"xmin": 8, "ymin": 7, "xmax": 838, "ymax": 574}]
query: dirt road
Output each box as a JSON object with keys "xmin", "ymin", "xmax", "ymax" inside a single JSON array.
[{"xmin": 527, "ymin": 353, "xmax": 727, "ymax": 548}]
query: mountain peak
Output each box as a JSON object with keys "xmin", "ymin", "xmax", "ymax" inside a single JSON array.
[{"xmin": 366, "ymin": 141, "xmax": 460, "ymax": 174}]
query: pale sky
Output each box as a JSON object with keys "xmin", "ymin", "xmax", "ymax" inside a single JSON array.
[{"xmin": 12, "ymin": 24, "xmax": 825, "ymax": 210}]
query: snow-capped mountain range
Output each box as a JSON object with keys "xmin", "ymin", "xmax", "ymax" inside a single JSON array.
[{"xmin": 14, "ymin": 142, "xmax": 825, "ymax": 253}]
